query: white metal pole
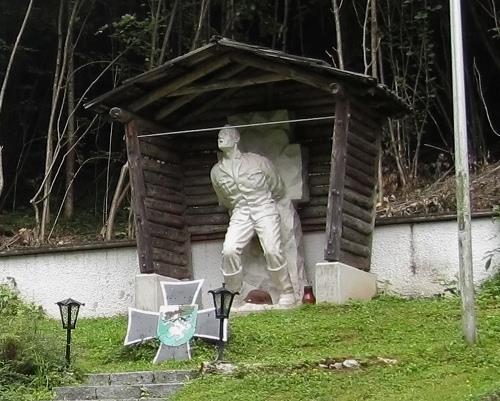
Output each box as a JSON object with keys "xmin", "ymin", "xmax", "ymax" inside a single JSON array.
[{"xmin": 449, "ymin": 0, "xmax": 477, "ymax": 344}]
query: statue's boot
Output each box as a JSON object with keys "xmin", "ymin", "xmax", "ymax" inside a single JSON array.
[
  {"xmin": 222, "ymin": 268, "xmax": 243, "ymax": 294},
  {"xmin": 268, "ymin": 264, "xmax": 296, "ymax": 306}
]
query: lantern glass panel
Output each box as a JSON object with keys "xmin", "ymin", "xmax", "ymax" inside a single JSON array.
[
  {"xmin": 69, "ymin": 304, "xmax": 80, "ymax": 329},
  {"xmin": 59, "ymin": 305, "xmax": 69, "ymax": 329}
]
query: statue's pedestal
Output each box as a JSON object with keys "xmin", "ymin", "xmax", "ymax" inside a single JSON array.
[
  {"xmin": 314, "ymin": 262, "xmax": 377, "ymax": 303},
  {"xmin": 135, "ymin": 273, "xmax": 177, "ymax": 312}
]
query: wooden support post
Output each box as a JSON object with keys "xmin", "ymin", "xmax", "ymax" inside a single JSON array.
[
  {"xmin": 125, "ymin": 119, "xmax": 154, "ymax": 273},
  {"xmin": 324, "ymin": 87, "xmax": 350, "ymax": 261}
]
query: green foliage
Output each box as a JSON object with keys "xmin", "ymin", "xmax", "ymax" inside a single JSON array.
[{"xmin": 0, "ymin": 285, "xmax": 73, "ymax": 400}]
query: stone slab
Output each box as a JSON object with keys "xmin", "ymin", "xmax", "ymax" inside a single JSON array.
[
  {"xmin": 55, "ymin": 384, "xmax": 183, "ymax": 400},
  {"xmin": 314, "ymin": 262, "xmax": 377, "ymax": 303},
  {"xmin": 85, "ymin": 370, "xmax": 197, "ymax": 386},
  {"xmin": 135, "ymin": 273, "xmax": 177, "ymax": 312}
]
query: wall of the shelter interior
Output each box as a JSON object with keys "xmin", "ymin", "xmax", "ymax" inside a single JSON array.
[{"xmin": 178, "ymin": 83, "xmax": 337, "ymax": 242}]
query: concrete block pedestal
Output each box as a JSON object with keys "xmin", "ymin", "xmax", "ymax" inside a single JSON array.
[
  {"xmin": 314, "ymin": 262, "xmax": 377, "ymax": 303},
  {"xmin": 135, "ymin": 273, "xmax": 177, "ymax": 312}
]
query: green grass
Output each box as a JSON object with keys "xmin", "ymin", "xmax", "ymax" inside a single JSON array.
[{"xmin": 4, "ymin": 290, "xmax": 500, "ymax": 401}]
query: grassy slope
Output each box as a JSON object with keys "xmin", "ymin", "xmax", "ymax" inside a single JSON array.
[
  {"xmin": 8, "ymin": 293, "xmax": 500, "ymax": 401},
  {"xmin": 61, "ymin": 294, "xmax": 500, "ymax": 401},
  {"xmin": 171, "ymin": 297, "xmax": 500, "ymax": 401}
]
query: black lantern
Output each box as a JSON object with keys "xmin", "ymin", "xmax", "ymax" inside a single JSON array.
[
  {"xmin": 208, "ymin": 283, "xmax": 238, "ymax": 361},
  {"xmin": 56, "ymin": 298, "xmax": 84, "ymax": 366}
]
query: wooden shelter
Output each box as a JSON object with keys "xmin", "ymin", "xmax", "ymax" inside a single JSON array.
[{"xmin": 85, "ymin": 37, "xmax": 408, "ymax": 280}]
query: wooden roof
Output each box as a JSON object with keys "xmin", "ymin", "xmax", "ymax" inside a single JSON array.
[{"xmin": 85, "ymin": 37, "xmax": 408, "ymax": 127}]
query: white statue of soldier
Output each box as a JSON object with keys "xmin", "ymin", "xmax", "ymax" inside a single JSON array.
[{"xmin": 210, "ymin": 125, "xmax": 296, "ymax": 306}]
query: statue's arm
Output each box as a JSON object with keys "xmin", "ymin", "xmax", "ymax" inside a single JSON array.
[
  {"xmin": 210, "ymin": 167, "xmax": 232, "ymax": 210},
  {"xmin": 261, "ymin": 156, "xmax": 285, "ymax": 200}
]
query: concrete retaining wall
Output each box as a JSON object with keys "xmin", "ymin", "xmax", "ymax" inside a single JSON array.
[{"xmin": 0, "ymin": 216, "xmax": 498, "ymax": 318}]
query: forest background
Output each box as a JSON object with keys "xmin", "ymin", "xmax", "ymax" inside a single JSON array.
[{"xmin": 0, "ymin": 0, "xmax": 498, "ymax": 246}]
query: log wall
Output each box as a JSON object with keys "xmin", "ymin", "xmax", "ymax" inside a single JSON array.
[{"xmin": 126, "ymin": 121, "xmax": 191, "ymax": 279}]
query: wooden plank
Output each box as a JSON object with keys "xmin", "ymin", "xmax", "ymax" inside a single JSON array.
[
  {"xmin": 145, "ymin": 197, "xmax": 185, "ymax": 215},
  {"xmin": 185, "ymin": 213, "xmax": 229, "ymax": 226},
  {"xmin": 343, "ymin": 188, "xmax": 372, "ymax": 209},
  {"xmin": 187, "ymin": 224, "xmax": 228, "ymax": 235},
  {"xmin": 153, "ymin": 261, "xmax": 191, "ymax": 279},
  {"xmin": 151, "ymin": 237, "xmax": 187, "ymax": 254},
  {"xmin": 185, "ymin": 185, "xmax": 216, "ymax": 196},
  {"xmin": 149, "ymin": 222, "xmax": 189, "ymax": 243},
  {"xmin": 184, "ymin": 175, "xmax": 212, "ymax": 187},
  {"xmin": 342, "ymin": 214, "xmax": 372, "ymax": 235},
  {"xmin": 139, "ymin": 134, "xmax": 179, "ymax": 150},
  {"xmin": 340, "ymin": 250, "xmax": 370, "ymax": 271},
  {"xmin": 128, "ymin": 55, "xmax": 232, "ymax": 112},
  {"xmin": 125, "ymin": 120, "xmax": 154, "ymax": 274},
  {"xmin": 346, "ymin": 153, "xmax": 376, "ymax": 176},
  {"xmin": 230, "ymin": 52, "xmax": 338, "ymax": 95},
  {"xmin": 182, "ymin": 154, "xmax": 218, "ymax": 168},
  {"xmin": 191, "ymin": 232, "xmax": 226, "ymax": 241},
  {"xmin": 340, "ymin": 238, "xmax": 371, "ymax": 258},
  {"xmin": 302, "ymin": 224, "xmax": 326, "ymax": 233},
  {"xmin": 307, "ymin": 196, "xmax": 329, "ymax": 206},
  {"xmin": 309, "ymin": 185, "xmax": 329, "ymax": 197},
  {"xmin": 298, "ymin": 205, "xmax": 327, "ymax": 218},
  {"xmin": 146, "ymin": 183, "xmax": 184, "ymax": 204},
  {"xmin": 170, "ymin": 72, "xmax": 288, "ymax": 96},
  {"xmin": 309, "ymin": 175, "xmax": 330, "ymax": 187},
  {"xmin": 185, "ymin": 193, "xmax": 219, "ymax": 206},
  {"xmin": 309, "ymin": 164, "xmax": 331, "ymax": 174},
  {"xmin": 345, "ymin": 164, "xmax": 377, "ymax": 188},
  {"xmin": 143, "ymin": 170, "xmax": 183, "ymax": 190},
  {"xmin": 300, "ymin": 217, "xmax": 326, "ymax": 226},
  {"xmin": 140, "ymin": 141, "xmax": 180, "ymax": 164},
  {"xmin": 180, "ymin": 137, "xmax": 218, "ymax": 152},
  {"xmin": 347, "ymin": 130, "xmax": 378, "ymax": 156},
  {"xmin": 349, "ymin": 119, "xmax": 378, "ymax": 141},
  {"xmin": 142, "ymin": 158, "xmax": 183, "ymax": 178},
  {"xmin": 346, "ymin": 143, "xmax": 376, "ymax": 169},
  {"xmin": 342, "ymin": 200, "xmax": 373, "ymax": 223},
  {"xmin": 184, "ymin": 167, "xmax": 212, "ymax": 177},
  {"xmin": 349, "ymin": 98, "xmax": 384, "ymax": 126},
  {"xmin": 345, "ymin": 176, "xmax": 374, "ymax": 198},
  {"xmin": 146, "ymin": 208, "xmax": 185, "ymax": 228},
  {"xmin": 342, "ymin": 226, "xmax": 371, "ymax": 246},
  {"xmin": 154, "ymin": 64, "xmax": 248, "ymax": 121},
  {"xmin": 186, "ymin": 205, "xmax": 227, "ymax": 215},
  {"xmin": 152, "ymin": 247, "xmax": 188, "ymax": 267},
  {"xmin": 325, "ymin": 87, "xmax": 350, "ymax": 261}
]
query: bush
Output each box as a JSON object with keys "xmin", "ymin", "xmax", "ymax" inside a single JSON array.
[{"xmin": 0, "ymin": 285, "xmax": 70, "ymax": 395}]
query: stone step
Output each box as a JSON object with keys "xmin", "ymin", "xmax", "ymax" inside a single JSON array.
[
  {"xmin": 53, "ymin": 383, "xmax": 183, "ymax": 400},
  {"xmin": 85, "ymin": 370, "xmax": 197, "ymax": 386},
  {"xmin": 55, "ymin": 399, "xmax": 168, "ymax": 401}
]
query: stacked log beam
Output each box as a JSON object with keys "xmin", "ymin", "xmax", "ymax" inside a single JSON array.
[{"xmin": 138, "ymin": 133, "xmax": 190, "ymax": 278}]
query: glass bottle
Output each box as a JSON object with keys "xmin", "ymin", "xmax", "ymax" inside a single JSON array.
[{"xmin": 302, "ymin": 285, "xmax": 316, "ymax": 304}]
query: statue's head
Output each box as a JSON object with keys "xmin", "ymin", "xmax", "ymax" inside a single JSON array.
[{"xmin": 217, "ymin": 124, "xmax": 240, "ymax": 151}]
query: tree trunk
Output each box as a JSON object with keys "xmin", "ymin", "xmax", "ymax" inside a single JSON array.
[
  {"xmin": 191, "ymin": 0, "xmax": 209, "ymax": 50},
  {"xmin": 0, "ymin": 0, "xmax": 34, "ymax": 117},
  {"xmin": 0, "ymin": 146, "xmax": 3, "ymax": 198},
  {"xmin": 331, "ymin": 0, "xmax": 344, "ymax": 69},
  {"xmin": 103, "ymin": 162, "xmax": 129, "ymax": 240},
  {"xmin": 158, "ymin": 0, "xmax": 179, "ymax": 65},
  {"xmin": 64, "ymin": 26, "xmax": 76, "ymax": 219}
]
